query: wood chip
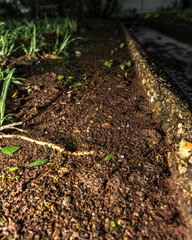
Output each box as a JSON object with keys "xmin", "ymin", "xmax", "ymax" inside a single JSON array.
[{"xmin": 102, "ymin": 122, "xmax": 112, "ymax": 129}]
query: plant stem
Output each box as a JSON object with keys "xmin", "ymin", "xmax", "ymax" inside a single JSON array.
[{"xmin": 0, "ymin": 68, "xmax": 15, "ymax": 126}]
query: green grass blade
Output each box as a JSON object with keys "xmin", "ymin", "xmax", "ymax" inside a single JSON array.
[{"xmin": 0, "ymin": 68, "xmax": 16, "ymax": 125}]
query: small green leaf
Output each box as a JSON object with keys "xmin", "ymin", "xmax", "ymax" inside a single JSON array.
[
  {"xmin": 1, "ymin": 145, "xmax": 21, "ymax": 155},
  {"xmin": 120, "ymin": 64, "xmax": 125, "ymax": 70},
  {"xmin": 104, "ymin": 154, "xmax": 114, "ymax": 161},
  {"xmin": 74, "ymin": 82, "xmax": 84, "ymax": 86},
  {"xmin": 9, "ymin": 167, "xmax": 19, "ymax": 171},
  {"xmin": 111, "ymin": 50, "xmax": 114, "ymax": 55},
  {"xmin": 30, "ymin": 158, "xmax": 49, "ymax": 166},
  {"xmin": 64, "ymin": 79, "xmax": 71, "ymax": 85},
  {"xmin": 12, "ymin": 91, "xmax": 18, "ymax": 98},
  {"xmin": 110, "ymin": 220, "xmax": 119, "ymax": 231},
  {"xmin": 68, "ymin": 76, "xmax": 75, "ymax": 80},
  {"xmin": 57, "ymin": 75, "xmax": 64, "ymax": 80},
  {"xmin": 120, "ymin": 42, "xmax": 125, "ymax": 48},
  {"xmin": 83, "ymin": 73, "xmax": 87, "ymax": 80},
  {"xmin": 126, "ymin": 60, "xmax": 132, "ymax": 67},
  {"xmin": 104, "ymin": 60, "xmax": 113, "ymax": 68},
  {"xmin": 6, "ymin": 115, "xmax": 14, "ymax": 121},
  {"xmin": 110, "ymin": 220, "xmax": 116, "ymax": 228}
]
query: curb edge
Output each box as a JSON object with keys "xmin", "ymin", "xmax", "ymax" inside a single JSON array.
[{"xmin": 122, "ymin": 23, "xmax": 192, "ymax": 233}]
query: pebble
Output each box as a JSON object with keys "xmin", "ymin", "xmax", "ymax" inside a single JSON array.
[
  {"xmin": 178, "ymin": 164, "xmax": 187, "ymax": 174},
  {"xmin": 189, "ymin": 156, "xmax": 192, "ymax": 164},
  {"xmin": 62, "ymin": 195, "xmax": 72, "ymax": 206},
  {"xmin": 178, "ymin": 139, "xmax": 192, "ymax": 159}
]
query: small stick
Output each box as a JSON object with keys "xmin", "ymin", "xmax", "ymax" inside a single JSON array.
[
  {"xmin": 0, "ymin": 122, "xmax": 26, "ymax": 132},
  {"xmin": 0, "ymin": 134, "xmax": 95, "ymax": 156}
]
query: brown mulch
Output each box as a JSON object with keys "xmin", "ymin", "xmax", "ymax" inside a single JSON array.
[{"xmin": 0, "ymin": 19, "xmax": 189, "ymax": 239}]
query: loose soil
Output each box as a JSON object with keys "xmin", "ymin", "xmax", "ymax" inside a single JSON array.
[{"xmin": 0, "ymin": 19, "xmax": 189, "ymax": 239}]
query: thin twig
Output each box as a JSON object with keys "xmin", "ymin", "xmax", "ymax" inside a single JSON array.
[
  {"xmin": 10, "ymin": 127, "xmax": 27, "ymax": 132},
  {"xmin": 0, "ymin": 122, "xmax": 26, "ymax": 132},
  {"xmin": 0, "ymin": 134, "xmax": 95, "ymax": 155}
]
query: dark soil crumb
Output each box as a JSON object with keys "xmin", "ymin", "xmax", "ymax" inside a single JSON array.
[{"xmin": 0, "ymin": 19, "xmax": 189, "ymax": 239}]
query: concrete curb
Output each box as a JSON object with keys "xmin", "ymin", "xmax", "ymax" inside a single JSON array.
[{"xmin": 122, "ymin": 23, "xmax": 192, "ymax": 233}]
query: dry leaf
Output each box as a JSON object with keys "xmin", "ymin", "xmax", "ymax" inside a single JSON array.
[
  {"xmin": 51, "ymin": 204, "xmax": 56, "ymax": 213},
  {"xmin": 73, "ymin": 129, "xmax": 81, "ymax": 133},
  {"xmin": 102, "ymin": 122, "xmax": 112, "ymax": 129},
  {"xmin": 51, "ymin": 87, "xmax": 59, "ymax": 92}
]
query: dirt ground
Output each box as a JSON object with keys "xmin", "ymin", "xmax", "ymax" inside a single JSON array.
[{"xmin": 0, "ymin": 20, "xmax": 189, "ymax": 239}]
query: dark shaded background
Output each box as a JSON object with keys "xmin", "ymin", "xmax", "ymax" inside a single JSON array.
[
  {"xmin": 0, "ymin": 0, "xmax": 118, "ymax": 19},
  {"xmin": 0, "ymin": 0, "xmax": 190, "ymax": 20}
]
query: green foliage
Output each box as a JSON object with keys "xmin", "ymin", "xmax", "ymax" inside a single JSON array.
[
  {"xmin": 0, "ymin": 68, "xmax": 15, "ymax": 126},
  {"xmin": 120, "ymin": 64, "xmax": 125, "ymax": 70},
  {"xmin": 63, "ymin": 76, "xmax": 75, "ymax": 86},
  {"xmin": 0, "ymin": 25, "xmax": 22, "ymax": 60},
  {"xmin": 9, "ymin": 167, "xmax": 19, "ymax": 171},
  {"xmin": 57, "ymin": 75, "xmax": 65, "ymax": 81},
  {"xmin": 30, "ymin": 158, "xmax": 49, "ymax": 166},
  {"xmin": 104, "ymin": 60, "xmax": 114, "ymax": 68},
  {"xmin": 54, "ymin": 27, "xmax": 72, "ymax": 56},
  {"xmin": 74, "ymin": 82, "xmax": 84, "ymax": 86},
  {"xmin": 0, "ymin": 173, "xmax": 18, "ymax": 181},
  {"xmin": 0, "ymin": 67, "xmax": 26, "ymax": 126},
  {"xmin": 0, "ymin": 17, "xmax": 80, "ymax": 58},
  {"xmin": 0, "ymin": 35, "xmax": 15, "ymax": 60},
  {"xmin": 110, "ymin": 46, "xmax": 120, "ymax": 55},
  {"xmin": 1, "ymin": 145, "xmax": 21, "ymax": 154},
  {"xmin": 22, "ymin": 24, "xmax": 45, "ymax": 56},
  {"xmin": 0, "ymin": 17, "xmax": 82, "ymax": 127},
  {"xmin": 64, "ymin": 17, "xmax": 77, "ymax": 33},
  {"xmin": 54, "ymin": 26, "xmax": 83, "ymax": 56},
  {"xmin": 120, "ymin": 42, "xmax": 124, "ymax": 48},
  {"xmin": 120, "ymin": 60, "xmax": 132, "ymax": 71},
  {"xmin": 110, "ymin": 220, "xmax": 119, "ymax": 231},
  {"xmin": 126, "ymin": 60, "xmax": 132, "ymax": 67},
  {"xmin": 104, "ymin": 154, "xmax": 114, "ymax": 161}
]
